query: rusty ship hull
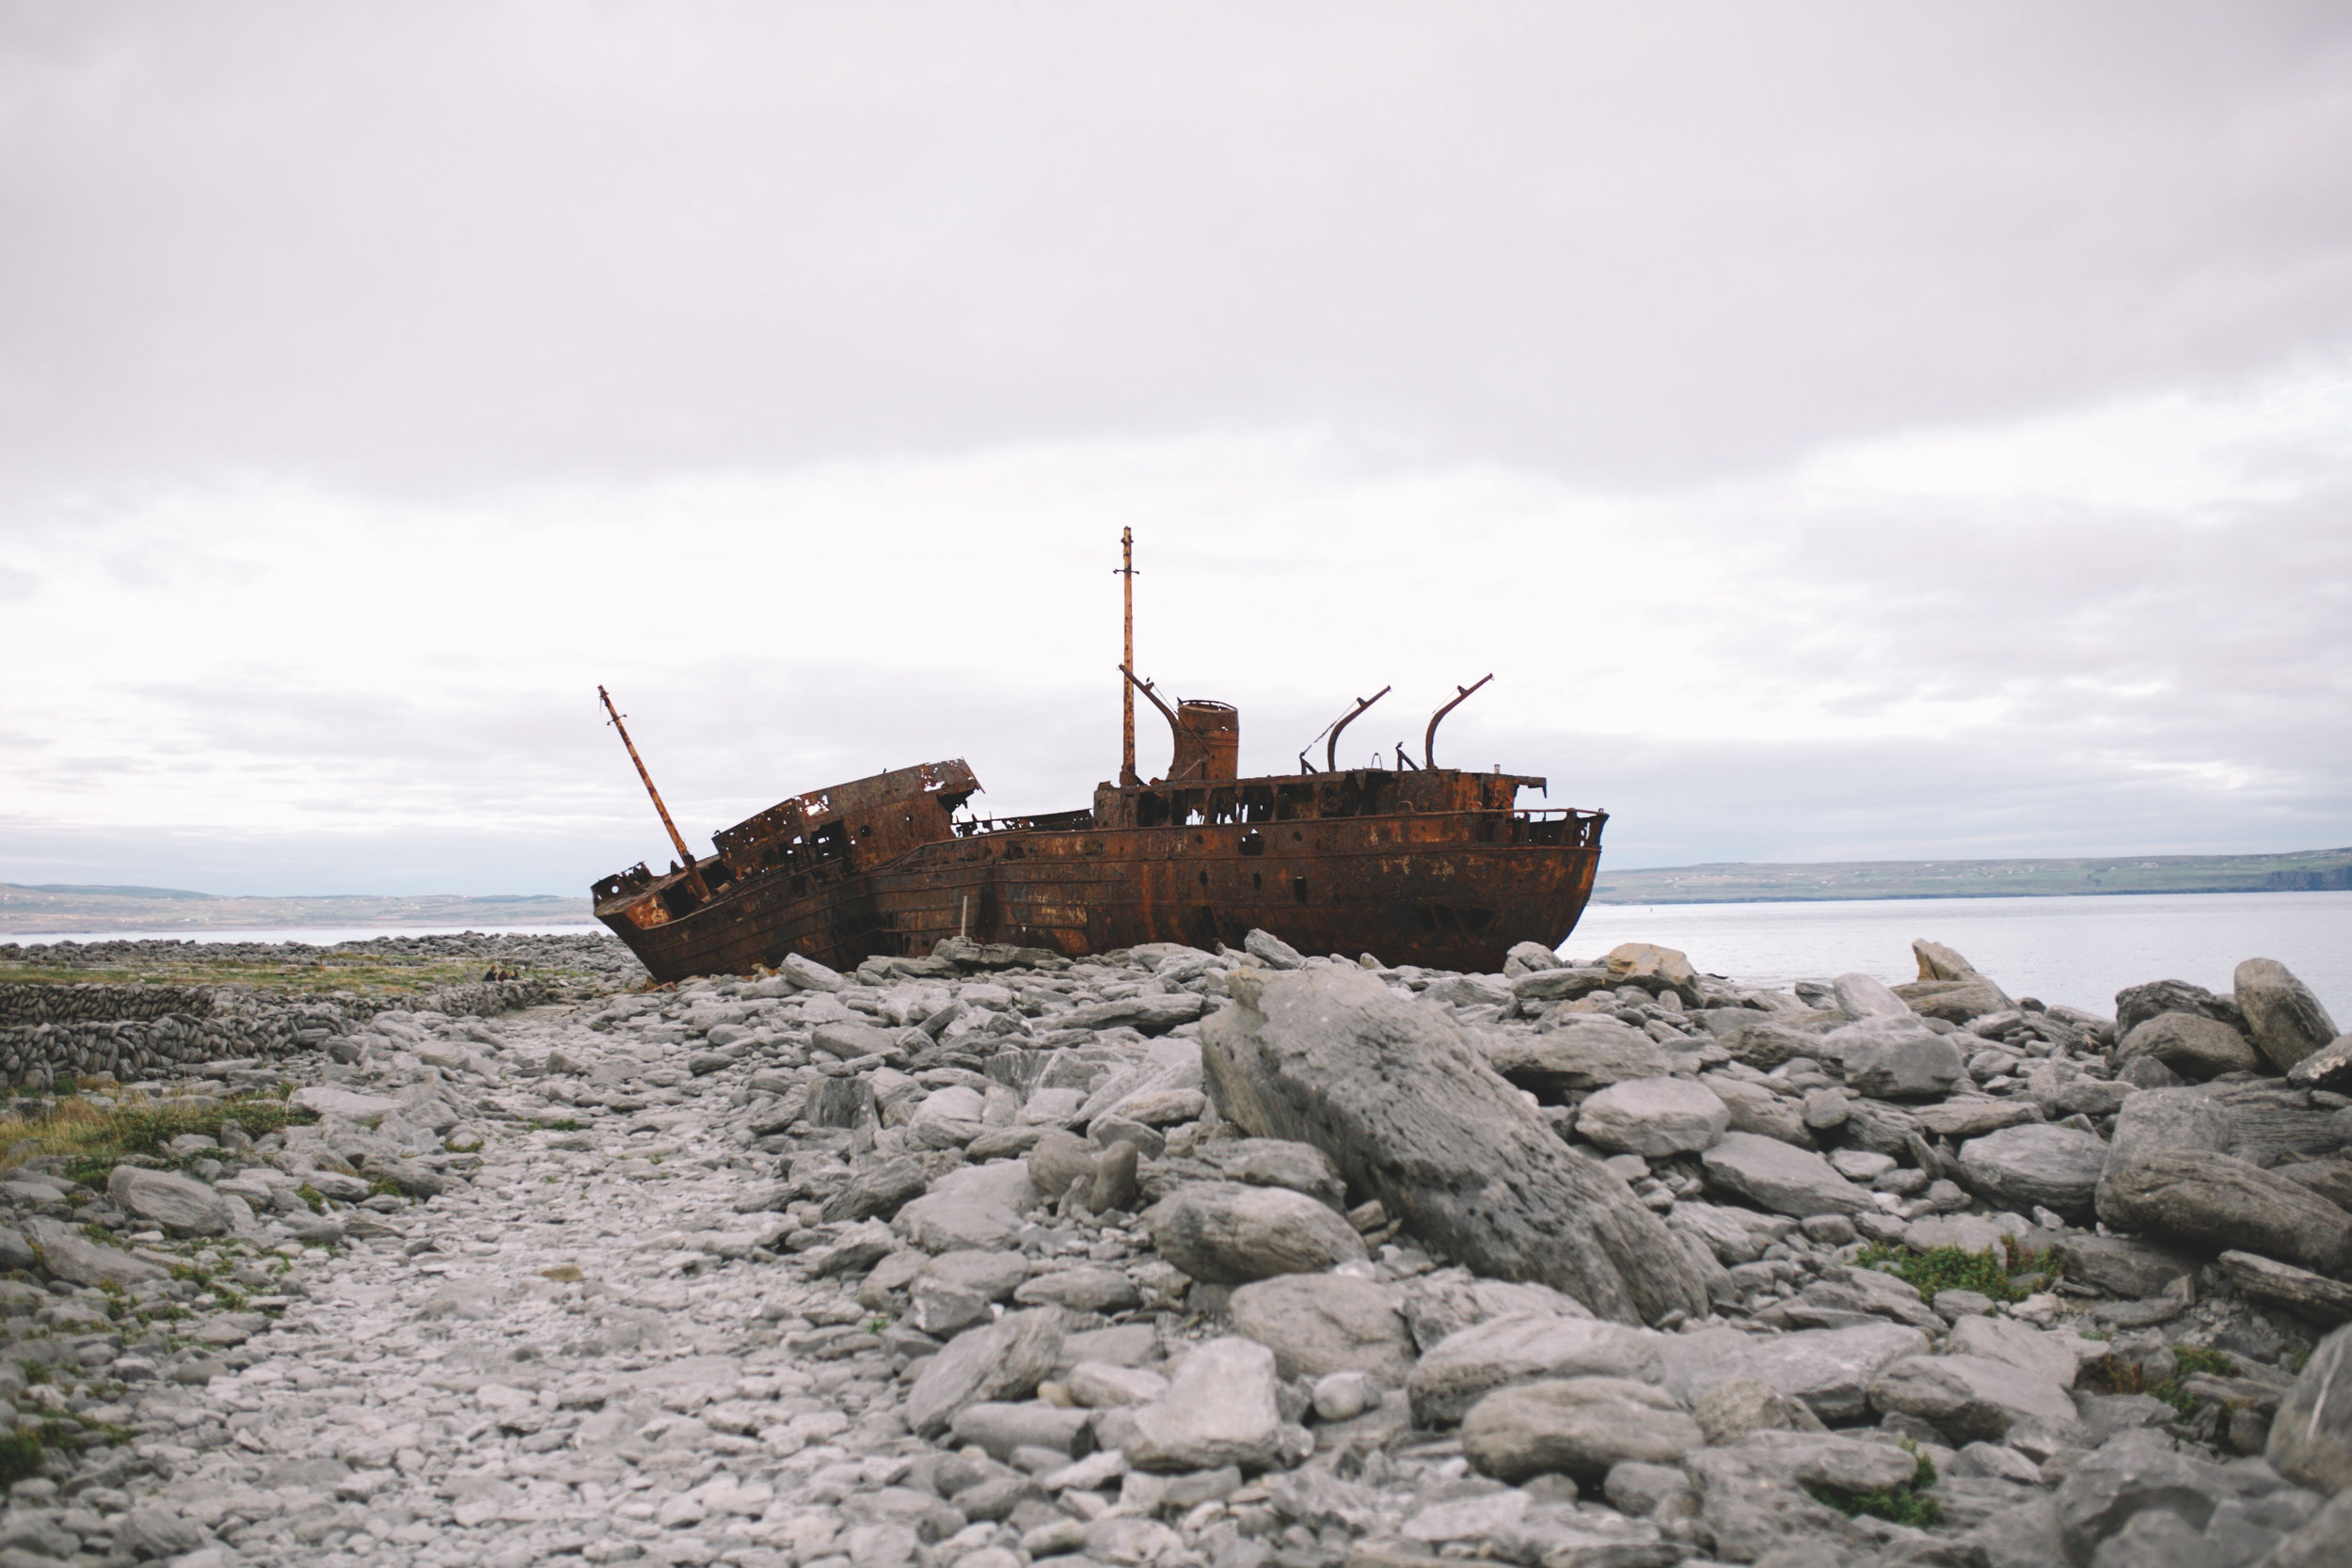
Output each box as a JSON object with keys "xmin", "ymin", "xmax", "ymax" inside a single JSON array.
[{"xmin": 594, "ymin": 760, "xmax": 1605, "ymax": 981}]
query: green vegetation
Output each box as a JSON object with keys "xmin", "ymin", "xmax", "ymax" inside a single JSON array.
[
  {"xmin": 0, "ymin": 952, "xmax": 510, "ymax": 996},
  {"xmin": 0, "ymin": 1092, "xmax": 317, "ymax": 1185},
  {"xmin": 294, "ymin": 1184, "xmax": 326, "ymax": 1215},
  {"xmin": 1855, "ymin": 1241, "xmax": 2039, "ymax": 1304},
  {"xmin": 532, "ymin": 1118, "xmax": 583, "ymax": 1132},
  {"xmin": 1808, "ymin": 1446, "xmax": 1942, "ymax": 1528},
  {"xmin": 2078, "ymin": 1346, "xmax": 2237, "ymax": 1420},
  {"xmin": 1589, "ymin": 846, "xmax": 2352, "ymax": 905},
  {"xmin": 0, "ymin": 1428, "xmax": 42, "ymax": 1486}
]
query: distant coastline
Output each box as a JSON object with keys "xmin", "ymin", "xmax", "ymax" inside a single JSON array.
[
  {"xmin": 1588, "ymin": 846, "xmax": 2352, "ymax": 905},
  {"xmin": 6, "ymin": 843, "xmax": 2350, "ymax": 933}
]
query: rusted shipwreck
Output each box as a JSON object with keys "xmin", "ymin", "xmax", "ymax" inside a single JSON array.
[{"xmin": 592, "ymin": 539, "xmax": 1606, "ymax": 981}]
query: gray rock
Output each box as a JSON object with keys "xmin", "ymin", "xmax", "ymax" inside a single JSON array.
[
  {"xmin": 1869, "ymin": 1354, "xmax": 2078, "ymax": 1443},
  {"xmin": 812, "ymin": 1020, "xmax": 900, "ymax": 1060},
  {"xmin": 949, "ymin": 1402, "xmax": 1092, "ymax": 1461},
  {"xmin": 1245, "ymin": 928, "xmax": 1308, "ymax": 969},
  {"xmin": 1487, "ymin": 1020, "xmax": 1670, "ymax": 1093},
  {"xmin": 904, "ymin": 1307, "xmax": 1066, "ymax": 1437},
  {"xmin": 896, "ymin": 1162, "xmax": 1034, "ymax": 1254},
  {"xmin": 2117, "ymin": 1015, "xmax": 2262, "ymax": 1082},
  {"xmin": 1684, "ymin": 1447, "xmax": 1866, "ymax": 1563},
  {"xmin": 1027, "ymin": 1130, "xmax": 1097, "ymax": 1201},
  {"xmin": 2054, "ymin": 1236, "xmax": 2201, "ymax": 1300},
  {"xmin": 106, "ymin": 1165, "xmax": 232, "ymax": 1237},
  {"xmin": 2055, "ymin": 1429, "xmax": 2233, "ymax": 1565},
  {"xmin": 1127, "ymin": 1336, "xmax": 1284, "ymax": 1471},
  {"xmin": 2289, "ymin": 1034, "xmax": 2352, "ymax": 1097},
  {"xmin": 1717, "ymin": 1430, "xmax": 1920, "ymax": 1494},
  {"xmin": 2236, "ymin": 958, "xmax": 2339, "ymax": 1074},
  {"xmin": 1960, "ymin": 1124, "xmax": 2111, "ymax": 1221},
  {"xmin": 2116, "ymin": 980, "xmax": 2244, "ymax": 1040},
  {"xmin": 1601, "ymin": 1461, "xmax": 1693, "ymax": 1519},
  {"xmin": 1227, "ymin": 1273, "xmax": 1416, "ymax": 1383},
  {"xmin": 1898, "ymin": 976, "xmax": 2015, "ymax": 1024},
  {"xmin": 1841, "ymin": 1028, "xmax": 1966, "ymax": 1100},
  {"xmin": 1196, "ymin": 1138, "xmax": 1349, "ymax": 1208},
  {"xmin": 1572, "ymin": 1078, "xmax": 1728, "ymax": 1157},
  {"xmin": 2260, "ymin": 1488, "xmax": 2352, "ymax": 1568},
  {"xmin": 2106, "ymin": 1088, "xmax": 2233, "ymax": 1169},
  {"xmin": 1691, "ymin": 1378, "xmax": 1826, "ymax": 1445},
  {"xmin": 1699, "ymin": 1131, "xmax": 1872, "ymax": 1218},
  {"xmin": 1947, "ymin": 1314, "xmax": 2095, "ymax": 1390},
  {"xmin": 20, "ymin": 1216, "xmax": 167, "ymax": 1288},
  {"xmin": 1142, "ymin": 1182, "xmax": 1366, "ymax": 1285},
  {"xmin": 818, "ymin": 1155, "xmax": 930, "ymax": 1224},
  {"xmin": 2097, "ymin": 1150, "xmax": 2352, "ymax": 1275},
  {"xmin": 1061, "ymin": 992, "xmax": 1209, "ymax": 1036},
  {"xmin": 1200, "ymin": 966, "xmax": 1709, "ymax": 1326},
  {"xmin": 1509, "ymin": 966, "xmax": 1613, "ymax": 1004},
  {"xmin": 1704, "ymin": 1074, "xmax": 1819, "ymax": 1147},
  {"xmin": 1834, "ymin": 973, "xmax": 1914, "ymax": 1022},
  {"xmin": 1672, "ymin": 1320, "xmax": 1930, "ymax": 1422},
  {"xmin": 2266, "ymin": 1322, "xmax": 2352, "ymax": 1496},
  {"xmin": 1604, "ymin": 942, "xmax": 1703, "ymax": 1006},
  {"xmin": 1408, "ymin": 1313, "xmax": 1662, "ymax": 1425},
  {"xmin": 1013, "ymin": 1269, "xmax": 1141, "ymax": 1314},
  {"xmin": 1916, "ymin": 1098, "xmax": 2043, "ymax": 1140},
  {"xmin": 1459, "ymin": 1376, "xmax": 1703, "ymax": 1483}
]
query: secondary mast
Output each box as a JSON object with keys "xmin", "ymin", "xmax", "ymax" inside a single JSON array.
[{"xmin": 598, "ymin": 685, "xmax": 708, "ymax": 899}]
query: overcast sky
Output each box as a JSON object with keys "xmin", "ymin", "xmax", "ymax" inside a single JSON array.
[{"xmin": 4, "ymin": 2, "xmax": 2349, "ymax": 897}]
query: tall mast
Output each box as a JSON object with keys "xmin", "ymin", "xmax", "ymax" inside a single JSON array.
[
  {"xmin": 1118, "ymin": 528, "xmax": 1139, "ymax": 787},
  {"xmin": 598, "ymin": 685, "xmax": 708, "ymax": 898}
]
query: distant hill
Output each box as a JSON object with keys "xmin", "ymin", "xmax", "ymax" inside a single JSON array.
[
  {"xmin": 1590, "ymin": 847, "xmax": 2352, "ymax": 904},
  {"xmin": 0, "ymin": 885, "xmax": 596, "ymax": 936}
]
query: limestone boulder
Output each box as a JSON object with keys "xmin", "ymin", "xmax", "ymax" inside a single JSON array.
[
  {"xmin": 1836, "ymin": 1027, "xmax": 1965, "ymax": 1100},
  {"xmin": 1691, "ymin": 1378, "xmax": 1826, "ymax": 1445},
  {"xmin": 1142, "ymin": 1182, "xmax": 1366, "ymax": 1286},
  {"xmin": 2117, "ymin": 1013, "xmax": 2262, "ymax": 1081},
  {"xmin": 1407, "ymin": 1313, "xmax": 1662, "ymax": 1425},
  {"xmin": 1486, "ymin": 1021, "xmax": 1669, "ymax": 1094},
  {"xmin": 1200, "ymin": 966, "xmax": 1709, "ymax": 1326},
  {"xmin": 21, "ymin": 1215, "xmax": 168, "ymax": 1288},
  {"xmin": 1602, "ymin": 943, "xmax": 1701, "ymax": 1006},
  {"xmin": 2115, "ymin": 979, "xmax": 2243, "ymax": 1039},
  {"xmin": 2097, "ymin": 1148, "xmax": 2352, "ymax": 1275},
  {"xmin": 1945, "ymin": 1314, "xmax": 2099, "ymax": 1391},
  {"xmin": 1867, "ymin": 1354, "xmax": 2078, "ymax": 1444},
  {"xmin": 1699, "ymin": 1132, "xmax": 1871, "ymax": 1218},
  {"xmin": 1459, "ymin": 1376, "xmax": 1702, "ymax": 1483},
  {"xmin": 2267, "ymin": 1322, "xmax": 2352, "ymax": 1496},
  {"xmin": 2236, "ymin": 958, "xmax": 2339, "ymax": 1073},
  {"xmin": 1573, "ymin": 1077, "xmax": 1727, "ymax": 1157},
  {"xmin": 1126, "ymin": 1337, "xmax": 1285, "ymax": 1472},
  {"xmin": 903, "ymin": 1307, "xmax": 1066, "ymax": 1437},
  {"xmin": 1958, "ymin": 1123, "xmax": 2109, "ymax": 1221},
  {"xmin": 1669, "ymin": 1321, "xmax": 1928, "ymax": 1422},
  {"xmin": 1227, "ymin": 1273, "xmax": 1416, "ymax": 1384},
  {"xmin": 107, "ymin": 1165, "xmax": 233, "ymax": 1237}
]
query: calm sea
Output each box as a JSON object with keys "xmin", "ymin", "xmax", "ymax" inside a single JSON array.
[
  {"xmin": 1574, "ymin": 890, "xmax": 2352, "ymax": 1024},
  {"xmin": 8, "ymin": 894, "xmax": 2347, "ymax": 1028}
]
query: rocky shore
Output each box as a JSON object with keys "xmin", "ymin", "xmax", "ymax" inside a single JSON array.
[{"xmin": 0, "ymin": 928, "xmax": 2343, "ymax": 1568}]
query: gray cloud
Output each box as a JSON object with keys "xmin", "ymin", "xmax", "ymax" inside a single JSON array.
[
  {"xmin": 2, "ymin": 4, "xmax": 2347, "ymax": 895},
  {"xmin": 3, "ymin": 4, "xmax": 2350, "ymax": 496}
]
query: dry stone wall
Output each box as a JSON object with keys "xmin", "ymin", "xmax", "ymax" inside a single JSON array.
[{"xmin": 0, "ymin": 976, "xmax": 559, "ymax": 1087}]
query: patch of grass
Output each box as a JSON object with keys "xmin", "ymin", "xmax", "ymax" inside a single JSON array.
[
  {"xmin": 1853, "ymin": 1241, "xmax": 2031, "ymax": 1304},
  {"xmin": 294, "ymin": 1184, "xmax": 326, "ymax": 1215},
  {"xmin": 1808, "ymin": 1446, "xmax": 1941, "ymax": 1528},
  {"xmin": 2171, "ymin": 1346, "xmax": 2238, "ymax": 1379},
  {"xmin": 0, "ymin": 1093, "xmax": 317, "ymax": 1186},
  {"xmin": 2079, "ymin": 1353, "xmax": 2203, "ymax": 1419},
  {"xmin": 366, "ymin": 1178, "xmax": 404, "ymax": 1200},
  {"xmin": 0, "ymin": 1428, "xmax": 42, "ymax": 1486},
  {"xmin": 533, "ymin": 1118, "xmax": 583, "ymax": 1132}
]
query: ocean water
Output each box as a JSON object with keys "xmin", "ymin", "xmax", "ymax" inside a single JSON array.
[{"xmin": 1573, "ymin": 890, "xmax": 2352, "ymax": 1023}]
